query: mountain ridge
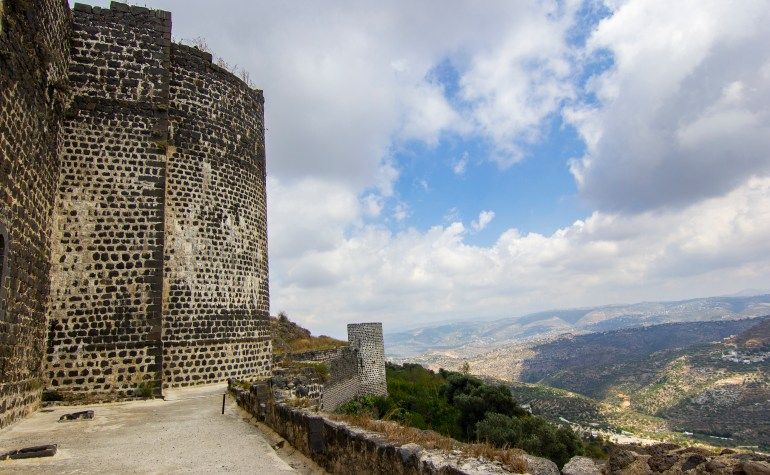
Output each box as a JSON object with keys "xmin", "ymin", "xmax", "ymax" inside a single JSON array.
[{"xmin": 386, "ymin": 293, "xmax": 770, "ymax": 357}]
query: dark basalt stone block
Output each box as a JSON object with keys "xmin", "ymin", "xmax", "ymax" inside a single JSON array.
[
  {"xmin": 0, "ymin": 445, "xmax": 58, "ymax": 460},
  {"xmin": 59, "ymin": 410, "xmax": 95, "ymax": 422}
]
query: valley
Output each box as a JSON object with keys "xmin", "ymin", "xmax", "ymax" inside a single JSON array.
[{"xmin": 394, "ymin": 313, "xmax": 770, "ymax": 451}]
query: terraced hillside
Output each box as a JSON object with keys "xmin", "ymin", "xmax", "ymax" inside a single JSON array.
[{"xmin": 425, "ymin": 317, "xmax": 769, "ymax": 449}]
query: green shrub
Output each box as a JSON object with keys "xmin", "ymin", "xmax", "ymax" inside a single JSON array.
[
  {"xmin": 476, "ymin": 412, "xmax": 585, "ymax": 468},
  {"xmin": 135, "ymin": 381, "xmax": 155, "ymax": 398},
  {"xmin": 336, "ymin": 394, "xmax": 392, "ymax": 418},
  {"xmin": 453, "ymin": 383, "xmax": 528, "ymax": 439},
  {"xmin": 337, "ymin": 363, "xmax": 590, "ymax": 468}
]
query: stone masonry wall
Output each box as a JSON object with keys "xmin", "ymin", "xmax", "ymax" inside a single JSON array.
[
  {"xmin": 320, "ymin": 346, "xmax": 361, "ymax": 411},
  {"xmin": 276, "ymin": 324, "xmax": 388, "ymax": 411},
  {"xmin": 44, "ymin": 2, "xmax": 270, "ymax": 399},
  {"xmin": 1, "ymin": 0, "xmax": 269, "ymax": 420},
  {"xmin": 46, "ymin": 3, "xmax": 171, "ymax": 399},
  {"xmin": 348, "ymin": 323, "xmax": 388, "ymax": 397},
  {"xmin": 279, "ymin": 347, "xmax": 346, "ymax": 364},
  {"xmin": 229, "ymin": 381, "xmax": 517, "ymax": 475},
  {"xmin": 163, "ymin": 43, "xmax": 270, "ymax": 388},
  {"xmin": 0, "ymin": 0, "xmax": 71, "ymax": 428}
]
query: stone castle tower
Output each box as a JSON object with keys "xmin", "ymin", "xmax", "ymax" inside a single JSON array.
[
  {"xmin": 0, "ymin": 1, "xmax": 270, "ymax": 427},
  {"xmin": 348, "ymin": 323, "xmax": 387, "ymax": 397}
]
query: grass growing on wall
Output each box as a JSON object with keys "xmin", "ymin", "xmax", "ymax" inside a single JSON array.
[
  {"xmin": 271, "ymin": 312, "xmax": 347, "ymax": 354},
  {"xmin": 281, "ymin": 336, "xmax": 348, "ymax": 354},
  {"xmin": 328, "ymin": 413, "xmax": 528, "ymax": 473},
  {"xmin": 134, "ymin": 381, "xmax": 155, "ymax": 399},
  {"xmin": 278, "ymin": 360, "xmax": 331, "ymax": 382}
]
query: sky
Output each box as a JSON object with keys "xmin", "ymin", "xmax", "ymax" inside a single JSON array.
[{"xmin": 83, "ymin": 0, "xmax": 770, "ymax": 337}]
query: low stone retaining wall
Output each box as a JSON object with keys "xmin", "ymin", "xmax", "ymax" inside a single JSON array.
[{"xmin": 228, "ymin": 380, "xmax": 522, "ymax": 475}]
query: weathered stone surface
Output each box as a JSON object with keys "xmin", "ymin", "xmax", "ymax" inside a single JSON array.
[
  {"xmin": 1, "ymin": 0, "xmax": 271, "ymax": 426},
  {"xmin": 271, "ymin": 323, "xmax": 388, "ymax": 412},
  {"xmin": 231, "ymin": 381, "xmax": 528, "ymax": 474},
  {"xmin": 348, "ymin": 323, "xmax": 388, "ymax": 397},
  {"xmin": 605, "ymin": 443, "xmax": 770, "ymax": 475},
  {"xmin": 647, "ymin": 452, "xmax": 678, "ymax": 472},
  {"xmin": 608, "ymin": 449, "xmax": 641, "ymax": 473},
  {"xmin": 0, "ymin": 444, "xmax": 58, "ymax": 460},
  {"xmin": 398, "ymin": 442, "xmax": 422, "ymax": 465},
  {"xmin": 0, "ymin": 0, "xmax": 72, "ymax": 429},
  {"xmin": 742, "ymin": 461, "xmax": 770, "ymax": 475},
  {"xmin": 58, "ymin": 410, "xmax": 94, "ymax": 422},
  {"xmin": 522, "ymin": 454, "xmax": 560, "ymax": 475},
  {"xmin": 562, "ymin": 456, "xmax": 602, "ymax": 475},
  {"xmin": 681, "ymin": 453, "xmax": 707, "ymax": 471}
]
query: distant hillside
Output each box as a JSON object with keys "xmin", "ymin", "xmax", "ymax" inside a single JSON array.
[
  {"xmin": 386, "ymin": 294, "xmax": 770, "ymax": 357},
  {"xmin": 518, "ymin": 319, "xmax": 762, "ymax": 394},
  {"xmin": 731, "ymin": 318, "xmax": 770, "ymax": 350},
  {"xmin": 420, "ymin": 318, "xmax": 770, "ymax": 449}
]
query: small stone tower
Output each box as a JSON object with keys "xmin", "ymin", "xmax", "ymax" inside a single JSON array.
[{"xmin": 347, "ymin": 322, "xmax": 387, "ymax": 397}]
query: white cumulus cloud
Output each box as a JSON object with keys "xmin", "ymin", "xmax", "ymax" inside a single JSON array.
[
  {"xmin": 567, "ymin": 0, "xmax": 770, "ymax": 213},
  {"xmin": 271, "ymin": 178, "xmax": 770, "ymax": 335},
  {"xmin": 452, "ymin": 153, "xmax": 469, "ymax": 176},
  {"xmin": 471, "ymin": 210, "xmax": 495, "ymax": 232}
]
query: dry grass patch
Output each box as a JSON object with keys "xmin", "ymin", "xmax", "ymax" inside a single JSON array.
[
  {"xmin": 278, "ymin": 336, "xmax": 347, "ymax": 354},
  {"xmin": 328, "ymin": 414, "xmax": 527, "ymax": 473}
]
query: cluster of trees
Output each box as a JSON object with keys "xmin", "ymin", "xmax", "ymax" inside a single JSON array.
[{"xmin": 338, "ymin": 363, "xmax": 594, "ymax": 467}]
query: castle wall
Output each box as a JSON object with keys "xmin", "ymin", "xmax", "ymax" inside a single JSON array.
[
  {"xmin": 46, "ymin": 3, "xmax": 171, "ymax": 399},
  {"xmin": 275, "ymin": 324, "xmax": 388, "ymax": 411},
  {"xmin": 348, "ymin": 323, "xmax": 388, "ymax": 397},
  {"xmin": 162, "ymin": 44, "xmax": 271, "ymax": 388},
  {"xmin": 1, "ymin": 0, "xmax": 271, "ymax": 417},
  {"xmin": 320, "ymin": 346, "xmax": 362, "ymax": 411},
  {"xmin": 0, "ymin": 0, "xmax": 71, "ymax": 427},
  {"xmin": 230, "ymin": 381, "xmax": 516, "ymax": 475}
]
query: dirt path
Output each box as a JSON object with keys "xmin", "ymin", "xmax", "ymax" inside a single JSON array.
[{"xmin": 0, "ymin": 384, "xmax": 298, "ymax": 474}]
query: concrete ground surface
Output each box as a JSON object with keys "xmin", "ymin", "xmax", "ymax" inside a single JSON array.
[{"xmin": 0, "ymin": 383, "xmax": 311, "ymax": 474}]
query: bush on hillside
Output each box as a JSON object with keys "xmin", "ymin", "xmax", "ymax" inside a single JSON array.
[
  {"xmin": 338, "ymin": 363, "xmax": 593, "ymax": 467},
  {"xmin": 476, "ymin": 412, "xmax": 585, "ymax": 468}
]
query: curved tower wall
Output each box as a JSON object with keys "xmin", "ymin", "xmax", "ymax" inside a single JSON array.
[
  {"xmin": 163, "ymin": 44, "xmax": 271, "ymax": 388},
  {"xmin": 44, "ymin": 2, "xmax": 270, "ymax": 400}
]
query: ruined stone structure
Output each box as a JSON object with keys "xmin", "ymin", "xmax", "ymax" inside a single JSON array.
[
  {"xmin": 273, "ymin": 323, "xmax": 388, "ymax": 411},
  {"xmin": 0, "ymin": 0, "xmax": 270, "ymax": 427},
  {"xmin": 348, "ymin": 322, "xmax": 387, "ymax": 397}
]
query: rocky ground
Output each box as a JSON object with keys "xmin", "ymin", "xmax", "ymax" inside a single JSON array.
[{"xmin": 602, "ymin": 443, "xmax": 770, "ymax": 474}]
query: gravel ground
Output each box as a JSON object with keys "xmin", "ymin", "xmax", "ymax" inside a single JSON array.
[{"xmin": 0, "ymin": 383, "xmax": 297, "ymax": 474}]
